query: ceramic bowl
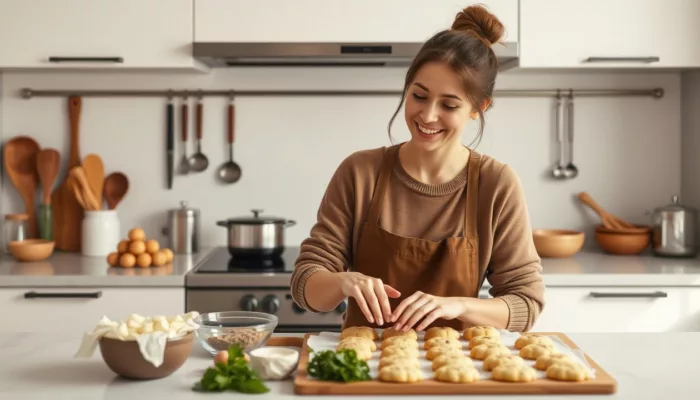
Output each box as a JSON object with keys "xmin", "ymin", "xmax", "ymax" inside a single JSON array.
[
  {"xmin": 248, "ymin": 346, "xmax": 300, "ymax": 380},
  {"xmin": 9, "ymin": 239, "xmax": 54, "ymax": 262}
]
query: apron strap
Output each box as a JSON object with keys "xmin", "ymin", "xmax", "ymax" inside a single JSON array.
[
  {"xmin": 464, "ymin": 150, "xmax": 482, "ymax": 239},
  {"xmin": 367, "ymin": 145, "xmax": 399, "ymax": 224}
]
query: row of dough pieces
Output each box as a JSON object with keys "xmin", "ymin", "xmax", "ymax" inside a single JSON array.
[{"xmin": 337, "ymin": 325, "xmax": 593, "ymax": 384}]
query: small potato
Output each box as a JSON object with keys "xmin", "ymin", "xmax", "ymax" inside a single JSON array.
[
  {"xmin": 120, "ymin": 253, "xmax": 136, "ymax": 268},
  {"xmin": 162, "ymin": 248, "xmax": 174, "ymax": 263},
  {"xmin": 136, "ymin": 253, "xmax": 152, "ymax": 268},
  {"xmin": 145, "ymin": 239, "xmax": 160, "ymax": 253},
  {"xmin": 117, "ymin": 240, "xmax": 129, "ymax": 253},
  {"xmin": 151, "ymin": 250, "xmax": 167, "ymax": 266},
  {"xmin": 128, "ymin": 228, "xmax": 146, "ymax": 241},
  {"xmin": 129, "ymin": 240, "xmax": 146, "ymax": 255},
  {"xmin": 106, "ymin": 252, "xmax": 120, "ymax": 267}
]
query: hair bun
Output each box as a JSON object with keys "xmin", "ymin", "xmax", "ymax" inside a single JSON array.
[{"xmin": 451, "ymin": 4, "xmax": 504, "ymax": 45}]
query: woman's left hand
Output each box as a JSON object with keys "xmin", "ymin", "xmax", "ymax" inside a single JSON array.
[{"xmin": 390, "ymin": 291, "xmax": 467, "ymax": 331}]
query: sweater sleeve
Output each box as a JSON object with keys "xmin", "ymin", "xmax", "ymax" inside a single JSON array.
[
  {"xmin": 290, "ymin": 154, "xmax": 357, "ymax": 312},
  {"xmin": 485, "ymin": 165, "xmax": 545, "ymax": 332}
]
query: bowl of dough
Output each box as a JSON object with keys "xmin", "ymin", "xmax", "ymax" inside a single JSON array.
[
  {"xmin": 193, "ymin": 311, "xmax": 278, "ymax": 356},
  {"xmin": 74, "ymin": 311, "xmax": 200, "ymax": 380}
]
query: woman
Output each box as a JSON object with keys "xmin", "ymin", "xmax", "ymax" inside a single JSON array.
[{"xmin": 290, "ymin": 4, "xmax": 545, "ymax": 333}]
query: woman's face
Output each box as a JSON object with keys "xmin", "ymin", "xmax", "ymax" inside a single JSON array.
[{"xmin": 404, "ymin": 61, "xmax": 477, "ymax": 152}]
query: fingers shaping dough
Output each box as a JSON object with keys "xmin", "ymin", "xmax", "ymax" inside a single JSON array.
[
  {"xmin": 424, "ymin": 326, "xmax": 460, "ymax": 341},
  {"xmin": 434, "ymin": 364, "xmax": 481, "ymax": 383},
  {"xmin": 514, "ymin": 334, "xmax": 555, "ymax": 350},
  {"xmin": 424, "ymin": 337, "xmax": 462, "ymax": 350},
  {"xmin": 546, "ymin": 361, "xmax": 593, "ymax": 382},
  {"xmin": 381, "ymin": 344, "xmax": 420, "ymax": 359},
  {"xmin": 338, "ymin": 336, "xmax": 377, "ymax": 352},
  {"xmin": 534, "ymin": 353, "xmax": 572, "ymax": 371},
  {"xmin": 468, "ymin": 336, "xmax": 500, "ymax": 349},
  {"xmin": 491, "ymin": 364, "xmax": 537, "ymax": 383},
  {"xmin": 378, "ymin": 355, "xmax": 421, "ymax": 369},
  {"xmin": 483, "ymin": 354, "xmax": 525, "ymax": 372},
  {"xmin": 426, "ymin": 345, "xmax": 464, "ymax": 361},
  {"xmin": 470, "ymin": 342, "xmax": 511, "ymax": 360},
  {"xmin": 379, "ymin": 364, "xmax": 424, "ymax": 383},
  {"xmin": 432, "ymin": 353, "xmax": 473, "ymax": 371},
  {"xmin": 382, "ymin": 335, "xmax": 419, "ymax": 349},
  {"xmin": 382, "ymin": 327, "xmax": 418, "ymax": 341},
  {"xmin": 340, "ymin": 326, "xmax": 378, "ymax": 341},
  {"xmin": 464, "ymin": 326, "xmax": 500, "ymax": 340},
  {"xmin": 519, "ymin": 343, "xmax": 555, "ymax": 360}
]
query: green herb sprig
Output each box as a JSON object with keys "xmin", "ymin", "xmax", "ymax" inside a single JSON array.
[
  {"xmin": 192, "ymin": 344, "xmax": 269, "ymax": 394},
  {"xmin": 306, "ymin": 347, "xmax": 371, "ymax": 382}
]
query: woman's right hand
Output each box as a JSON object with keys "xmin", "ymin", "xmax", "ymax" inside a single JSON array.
[{"xmin": 335, "ymin": 272, "xmax": 401, "ymax": 326}]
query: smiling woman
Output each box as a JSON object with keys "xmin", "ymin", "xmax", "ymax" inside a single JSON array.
[{"xmin": 290, "ymin": 4, "xmax": 545, "ymax": 333}]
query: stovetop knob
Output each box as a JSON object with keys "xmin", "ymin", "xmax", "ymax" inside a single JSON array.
[
  {"xmin": 240, "ymin": 295, "xmax": 258, "ymax": 311},
  {"xmin": 262, "ymin": 295, "xmax": 280, "ymax": 314}
]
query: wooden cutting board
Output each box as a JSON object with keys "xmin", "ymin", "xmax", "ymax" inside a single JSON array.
[
  {"xmin": 52, "ymin": 96, "xmax": 84, "ymax": 252},
  {"xmin": 293, "ymin": 332, "xmax": 617, "ymax": 395}
]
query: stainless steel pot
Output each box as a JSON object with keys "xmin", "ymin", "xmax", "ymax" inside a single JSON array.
[
  {"xmin": 216, "ymin": 209, "xmax": 296, "ymax": 257},
  {"xmin": 649, "ymin": 195, "xmax": 698, "ymax": 257}
]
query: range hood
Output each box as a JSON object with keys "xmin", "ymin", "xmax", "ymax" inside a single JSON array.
[{"xmin": 192, "ymin": 42, "xmax": 519, "ymax": 69}]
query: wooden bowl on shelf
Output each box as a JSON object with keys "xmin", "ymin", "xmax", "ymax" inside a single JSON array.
[{"xmin": 532, "ymin": 229, "xmax": 585, "ymax": 258}]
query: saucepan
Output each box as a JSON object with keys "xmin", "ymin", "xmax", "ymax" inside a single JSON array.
[{"xmin": 216, "ymin": 209, "xmax": 296, "ymax": 257}]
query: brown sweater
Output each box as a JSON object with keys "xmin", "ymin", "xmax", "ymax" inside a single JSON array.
[{"xmin": 290, "ymin": 146, "xmax": 545, "ymax": 332}]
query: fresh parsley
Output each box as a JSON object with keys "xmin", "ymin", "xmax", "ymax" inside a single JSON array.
[
  {"xmin": 192, "ymin": 344, "xmax": 269, "ymax": 394},
  {"xmin": 306, "ymin": 347, "xmax": 371, "ymax": 382}
]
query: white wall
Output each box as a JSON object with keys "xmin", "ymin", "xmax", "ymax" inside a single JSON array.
[{"xmin": 0, "ymin": 69, "xmax": 681, "ymax": 250}]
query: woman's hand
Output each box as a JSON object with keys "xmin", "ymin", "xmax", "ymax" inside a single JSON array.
[
  {"xmin": 391, "ymin": 291, "xmax": 467, "ymax": 331},
  {"xmin": 336, "ymin": 272, "xmax": 401, "ymax": 326}
]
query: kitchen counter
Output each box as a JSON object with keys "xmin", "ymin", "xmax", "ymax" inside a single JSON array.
[
  {"xmin": 0, "ymin": 248, "xmax": 214, "ymax": 288},
  {"xmin": 0, "ymin": 331, "xmax": 698, "ymax": 399}
]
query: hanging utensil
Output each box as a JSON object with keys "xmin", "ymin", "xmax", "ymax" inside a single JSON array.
[
  {"xmin": 177, "ymin": 96, "xmax": 190, "ymax": 175},
  {"xmin": 36, "ymin": 148, "xmax": 60, "ymax": 240},
  {"xmin": 188, "ymin": 95, "xmax": 209, "ymax": 172},
  {"xmin": 217, "ymin": 97, "xmax": 242, "ymax": 184},
  {"xmin": 166, "ymin": 97, "xmax": 174, "ymax": 190},
  {"xmin": 3, "ymin": 135, "xmax": 40, "ymax": 238},
  {"xmin": 563, "ymin": 90, "xmax": 579, "ymax": 179},
  {"xmin": 551, "ymin": 91, "xmax": 566, "ymax": 179}
]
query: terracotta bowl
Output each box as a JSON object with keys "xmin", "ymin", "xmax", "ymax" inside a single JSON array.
[
  {"xmin": 532, "ymin": 229, "xmax": 585, "ymax": 258},
  {"xmin": 594, "ymin": 225, "xmax": 650, "ymax": 255},
  {"xmin": 8, "ymin": 239, "xmax": 55, "ymax": 262},
  {"xmin": 99, "ymin": 332, "xmax": 193, "ymax": 380}
]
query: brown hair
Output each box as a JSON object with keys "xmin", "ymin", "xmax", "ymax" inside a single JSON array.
[{"xmin": 387, "ymin": 4, "xmax": 505, "ymax": 147}]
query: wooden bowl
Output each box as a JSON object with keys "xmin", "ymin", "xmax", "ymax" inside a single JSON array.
[
  {"xmin": 532, "ymin": 229, "xmax": 585, "ymax": 258},
  {"xmin": 99, "ymin": 332, "xmax": 193, "ymax": 380},
  {"xmin": 594, "ymin": 225, "xmax": 650, "ymax": 255},
  {"xmin": 8, "ymin": 239, "xmax": 55, "ymax": 262}
]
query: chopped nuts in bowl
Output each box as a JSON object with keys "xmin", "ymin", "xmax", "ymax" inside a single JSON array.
[{"xmin": 193, "ymin": 311, "xmax": 278, "ymax": 355}]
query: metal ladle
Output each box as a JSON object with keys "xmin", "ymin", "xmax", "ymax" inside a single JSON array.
[
  {"xmin": 188, "ymin": 95, "xmax": 209, "ymax": 172},
  {"xmin": 563, "ymin": 90, "xmax": 579, "ymax": 179},
  {"xmin": 217, "ymin": 98, "xmax": 241, "ymax": 183},
  {"xmin": 551, "ymin": 91, "xmax": 566, "ymax": 179}
]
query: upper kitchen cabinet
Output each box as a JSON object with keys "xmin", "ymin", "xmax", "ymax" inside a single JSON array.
[
  {"xmin": 519, "ymin": 0, "xmax": 700, "ymax": 69},
  {"xmin": 0, "ymin": 0, "xmax": 202, "ymax": 71},
  {"xmin": 194, "ymin": 0, "xmax": 519, "ymax": 43}
]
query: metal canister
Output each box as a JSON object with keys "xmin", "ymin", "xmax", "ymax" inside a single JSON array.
[
  {"xmin": 649, "ymin": 195, "xmax": 698, "ymax": 257},
  {"xmin": 163, "ymin": 201, "xmax": 200, "ymax": 254}
]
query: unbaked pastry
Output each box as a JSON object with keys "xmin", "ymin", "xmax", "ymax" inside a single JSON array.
[
  {"xmin": 519, "ymin": 343, "xmax": 555, "ymax": 360},
  {"xmin": 381, "ymin": 327, "xmax": 418, "ymax": 341},
  {"xmin": 468, "ymin": 336, "xmax": 500, "ymax": 349},
  {"xmin": 423, "ymin": 337, "xmax": 462, "ymax": 350},
  {"xmin": 434, "ymin": 364, "xmax": 480, "ymax": 383},
  {"xmin": 546, "ymin": 360, "xmax": 593, "ymax": 382},
  {"xmin": 378, "ymin": 355, "xmax": 421, "ymax": 369},
  {"xmin": 514, "ymin": 334, "xmax": 555, "ymax": 350},
  {"xmin": 340, "ymin": 326, "xmax": 378, "ymax": 341},
  {"xmin": 336, "ymin": 341, "xmax": 373, "ymax": 360},
  {"xmin": 337, "ymin": 336, "xmax": 377, "ymax": 352},
  {"xmin": 426, "ymin": 345, "xmax": 464, "ymax": 361},
  {"xmin": 381, "ymin": 344, "xmax": 420, "ymax": 359},
  {"xmin": 464, "ymin": 326, "xmax": 500, "ymax": 340},
  {"xmin": 381, "ymin": 335, "xmax": 419, "ymax": 349},
  {"xmin": 424, "ymin": 326, "xmax": 460, "ymax": 341},
  {"xmin": 491, "ymin": 364, "xmax": 537, "ymax": 383},
  {"xmin": 469, "ymin": 342, "xmax": 511, "ymax": 360},
  {"xmin": 378, "ymin": 364, "xmax": 424, "ymax": 383},
  {"xmin": 534, "ymin": 353, "xmax": 572, "ymax": 370},
  {"xmin": 483, "ymin": 354, "xmax": 525, "ymax": 372},
  {"xmin": 431, "ymin": 353, "xmax": 473, "ymax": 371}
]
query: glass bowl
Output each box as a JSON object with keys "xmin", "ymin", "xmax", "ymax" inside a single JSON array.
[{"xmin": 193, "ymin": 311, "xmax": 278, "ymax": 355}]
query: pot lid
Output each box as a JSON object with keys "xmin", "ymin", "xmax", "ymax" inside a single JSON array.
[
  {"xmin": 226, "ymin": 209, "xmax": 286, "ymax": 224},
  {"xmin": 168, "ymin": 201, "xmax": 199, "ymax": 216},
  {"xmin": 656, "ymin": 195, "xmax": 698, "ymax": 213}
]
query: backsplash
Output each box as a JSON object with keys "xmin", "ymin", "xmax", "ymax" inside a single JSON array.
[{"xmin": 0, "ymin": 69, "xmax": 681, "ymax": 250}]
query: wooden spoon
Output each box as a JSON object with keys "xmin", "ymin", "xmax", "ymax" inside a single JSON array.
[
  {"xmin": 576, "ymin": 192, "xmax": 643, "ymax": 232},
  {"xmin": 69, "ymin": 166, "xmax": 100, "ymax": 211},
  {"xmin": 103, "ymin": 172, "xmax": 129, "ymax": 210},
  {"xmin": 3, "ymin": 135, "xmax": 40, "ymax": 237},
  {"xmin": 36, "ymin": 149, "xmax": 60, "ymax": 205},
  {"xmin": 82, "ymin": 154, "xmax": 105, "ymax": 209}
]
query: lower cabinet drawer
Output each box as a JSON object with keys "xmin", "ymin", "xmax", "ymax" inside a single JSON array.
[{"xmin": 0, "ymin": 287, "xmax": 185, "ymax": 332}]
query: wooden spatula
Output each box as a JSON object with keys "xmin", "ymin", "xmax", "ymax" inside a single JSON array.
[
  {"xmin": 82, "ymin": 154, "xmax": 105, "ymax": 209},
  {"xmin": 576, "ymin": 192, "xmax": 639, "ymax": 231},
  {"xmin": 36, "ymin": 149, "xmax": 60, "ymax": 205}
]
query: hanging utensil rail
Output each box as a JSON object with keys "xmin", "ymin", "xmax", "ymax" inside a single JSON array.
[{"xmin": 19, "ymin": 87, "xmax": 664, "ymax": 99}]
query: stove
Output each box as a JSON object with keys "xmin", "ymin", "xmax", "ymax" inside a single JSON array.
[{"xmin": 185, "ymin": 246, "xmax": 345, "ymax": 333}]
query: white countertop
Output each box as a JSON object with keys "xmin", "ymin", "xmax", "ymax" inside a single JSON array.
[{"xmin": 0, "ymin": 331, "xmax": 698, "ymax": 399}]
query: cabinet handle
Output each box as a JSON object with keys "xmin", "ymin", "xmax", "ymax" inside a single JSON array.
[
  {"xmin": 24, "ymin": 291, "xmax": 102, "ymax": 299},
  {"xmin": 589, "ymin": 291, "xmax": 667, "ymax": 298},
  {"xmin": 48, "ymin": 57, "xmax": 124, "ymax": 63},
  {"xmin": 583, "ymin": 56, "xmax": 660, "ymax": 63}
]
